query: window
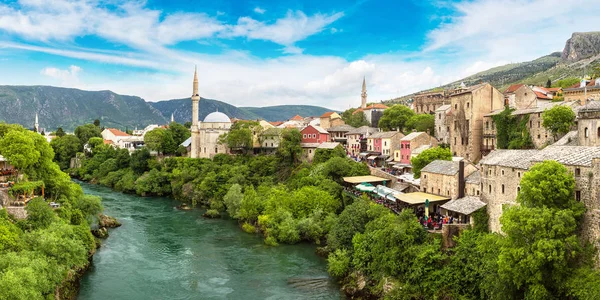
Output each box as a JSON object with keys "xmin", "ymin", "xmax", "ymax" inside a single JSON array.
[
  {"xmin": 472, "ymin": 188, "xmax": 475, "ymax": 194},
  {"xmin": 271, "ymin": 143, "xmax": 273, "ymax": 147},
  {"xmin": 454, "ymin": 137, "xmax": 457, "ymax": 145},
  {"xmin": 517, "ymin": 186, "xmax": 521, "ymax": 193},
  {"xmin": 309, "ymin": 149, "xmax": 312, "ymax": 153},
  {"xmin": 598, "ymin": 127, "xmax": 600, "ymax": 138},
  {"xmin": 454, "ymin": 120, "xmax": 458, "ymax": 130},
  {"xmin": 576, "ymin": 191, "xmax": 581, "ymax": 201},
  {"xmin": 537, "ymin": 121, "xmax": 540, "ymax": 128},
  {"xmin": 489, "ymin": 185, "xmax": 492, "ymax": 193},
  {"xmin": 424, "ymin": 174, "xmax": 427, "ymax": 179},
  {"xmin": 423, "ymin": 188, "xmax": 427, "ymax": 192},
  {"xmin": 501, "ymin": 184, "xmax": 505, "ymax": 194},
  {"xmin": 467, "ymin": 102, "xmax": 470, "ymax": 108},
  {"xmin": 477, "ymin": 190, "xmax": 480, "ymax": 196},
  {"xmin": 585, "ymin": 127, "xmax": 589, "ymax": 138},
  {"xmin": 518, "ymin": 172, "xmax": 521, "ymax": 178},
  {"xmin": 431, "ymin": 187, "xmax": 434, "ymax": 193},
  {"xmin": 384, "ymin": 141, "xmax": 387, "ymax": 146},
  {"xmin": 215, "ymin": 147, "xmax": 218, "ymax": 153},
  {"xmin": 438, "ymin": 113, "xmax": 441, "ymax": 119},
  {"xmin": 447, "ymin": 191, "xmax": 450, "ymax": 196},
  {"xmin": 575, "ymin": 168, "xmax": 581, "ymax": 176},
  {"xmin": 204, "ymin": 147, "xmax": 206, "ymax": 153},
  {"xmin": 303, "ymin": 134, "xmax": 307, "ymax": 138},
  {"xmin": 438, "ymin": 189, "xmax": 441, "ymax": 194},
  {"xmin": 537, "ymin": 135, "xmax": 540, "ymax": 139},
  {"xmin": 438, "ymin": 126, "xmax": 441, "ymax": 133},
  {"xmin": 486, "ymin": 121, "xmax": 489, "ymax": 130},
  {"xmin": 501, "ymin": 170, "xmax": 504, "ymax": 176},
  {"xmin": 454, "ymin": 104, "xmax": 458, "ymax": 110},
  {"xmin": 529, "ymin": 120, "xmax": 532, "ymax": 128}
]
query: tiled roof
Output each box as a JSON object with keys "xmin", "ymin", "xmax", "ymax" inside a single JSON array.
[
  {"xmin": 327, "ymin": 124, "xmax": 356, "ymax": 132},
  {"xmin": 553, "ymin": 131, "xmax": 578, "ymax": 146},
  {"xmin": 465, "ymin": 170, "xmax": 481, "ymax": 184},
  {"xmin": 290, "ymin": 115, "xmax": 303, "ymax": 121},
  {"xmin": 479, "ymin": 149, "xmax": 540, "ymax": 169},
  {"xmin": 320, "ymin": 112, "xmax": 335, "ymax": 118},
  {"xmin": 300, "ymin": 143, "xmax": 319, "ymax": 148},
  {"xmin": 312, "ymin": 125, "xmax": 329, "ymax": 134},
  {"xmin": 485, "ymin": 101, "xmax": 579, "ymax": 117},
  {"xmin": 534, "ymin": 91, "xmax": 552, "ymax": 100},
  {"xmin": 435, "ymin": 104, "xmax": 451, "ymax": 112},
  {"xmin": 579, "ymin": 100, "xmax": 600, "ymax": 113},
  {"xmin": 262, "ymin": 128, "xmax": 282, "ymax": 136},
  {"xmin": 269, "ymin": 121, "xmax": 283, "ymax": 126},
  {"xmin": 441, "ymin": 196, "xmax": 486, "ymax": 215},
  {"xmin": 103, "ymin": 139, "xmax": 113, "ymax": 145},
  {"xmin": 546, "ymin": 87, "xmax": 562, "ymax": 92},
  {"xmin": 401, "ymin": 132, "xmax": 425, "ymax": 141},
  {"xmin": 421, "ymin": 160, "xmax": 459, "ymax": 176},
  {"xmin": 107, "ymin": 128, "xmax": 130, "ymax": 136},
  {"xmin": 450, "ymin": 83, "xmax": 488, "ymax": 96},
  {"xmin": 370, "ymin": 131, "xmax": 402, "ymax": 139},
  {"xmin": 363, "ymin": 103, "xmax": 388, "ymax": 110},
  {"xmin": 346, "ymin": 126, "xmax": 379, "ymax": 135},
  {"xmin": 530, "ymin": 146, "xmax": 600, "ymax": 167},
  {"xmin": 505, "ymin": 84, "xmax": 524, "ymax": 94},
  {"xmin": 318, "ymin": 142, "xmax": 341, "ymax": 149},
  {"xmin": 412, "ymin": 144, "xmax": 431, "ymax": 155}
]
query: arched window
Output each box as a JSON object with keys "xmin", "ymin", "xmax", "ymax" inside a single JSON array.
[
  {"xmin": 501, "ymin": 184, "xmax": 505, "ymax": 194},
  {"xmin": 489, "ymin": 185, "xmax": 492, "ymax": 193},
  {"xmin": 585, "ymin": 127, "xmax": 589, "ymax": 138},
  {"xmin": 517, "ymin": 186, "xmax": 521, "ymax": 193},
  {"xmin": 598, "ymin": 127, "xmax": 600, "ymax": 138}
]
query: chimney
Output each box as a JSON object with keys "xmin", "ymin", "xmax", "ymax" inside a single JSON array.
[{"xmin": 458, "ymin": 160, "xmax": 465, "ymax": 199}]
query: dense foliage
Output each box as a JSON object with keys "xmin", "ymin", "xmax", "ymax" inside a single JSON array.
[
  {"xmin": 492, "ymin": 106, "xmax": 534, "ymax": 149},
  {"xmin": 378, "ymin": 105, "xmax": 415, "ymax": 131},
  {"xmin": 0, "ymin": 123, "xmax": 101, "ymax": 299},
  {"xmin": 542, "ymin": 105, "xmax": 576, "ymax": 139},
  {"xmin": 410, "ymin": 147, "xmax": 452, "ymax": 178},
  {"xmin": 341, "ymin": 108, "xmax": 370, "ymax": 127},
  {"xmin": 405, "ymin": 113, "xmax": 435, "ymax": 134}
]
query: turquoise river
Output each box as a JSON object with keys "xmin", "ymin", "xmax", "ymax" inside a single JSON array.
[{"xmin": 77, "ymin": 182, "xmax": 343, "ymax": 299}]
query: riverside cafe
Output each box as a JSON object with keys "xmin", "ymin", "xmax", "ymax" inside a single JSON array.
[
  {"xmin": 392, "ymin": 192, "xmax": 451, "ymax": 219},
  {"xmin": 343, "ymin": 175, "xmax": 404, "ymax": 212}
]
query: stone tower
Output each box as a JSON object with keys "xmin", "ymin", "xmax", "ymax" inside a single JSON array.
[
  {"xmin": 190, "ymin": 66, "xmax": 200, "ymax": 158},
  {"xmin": 361, "ymin": 77, "xmax": 367, "ymax": 109},
  {"xmin": 34, "ymin": 113, "xmax": 39, "ymax": 133}
]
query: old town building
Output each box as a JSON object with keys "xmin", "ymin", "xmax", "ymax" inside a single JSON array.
[
  {"xmin": 420, "ymin": 159, "xmax": 477, "ymax": 200},
  {"xmin": 327, "ymin": 124, "xmax": 355, "ymax": 146},
  {"xmin": 413, "ymin": 90, "xmax": 448, "ymax": 114},
  {"xmin": 259, "ymin": 128, "xmax": 282, "ymax": 154},
  {"xmin": 447, "ymin": 83, "xmax": 504, "ymax": 162},
  {"xmin": 346, "ymin": 126, "xmax": 379, "ymax": 156},
  {"xmin": 435, "ymin": 104, "xmax": 451, "ymax": 144},
  {"xmin": 367, "ymin": 131, "xmax": 403, "ymax": 156},
  {"xmin": 300, "ymin": 125, "xmax": 330, "ymax": 144},
  {"xmin": 319, "ymin": 112, "xmax": 344, "ymax": 129},
  {"xmin": 564, "ymin": 78, "xmax": 600, "ymax": 103},
  {"xmin": 396, "ymin": 132, "xmax": 438, "ymax": 164},
  {"xmin": 578, "ymin": 100, "xmax": 600, "ymax": 146}
]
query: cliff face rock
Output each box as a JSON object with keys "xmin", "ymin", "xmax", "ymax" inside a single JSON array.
[{"xmin": 561, "ymin": 32, "xmax": 600, "ymax": 62}]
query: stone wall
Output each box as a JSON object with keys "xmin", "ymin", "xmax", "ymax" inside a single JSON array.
[
  {"xmin": 421, "ymin": 172, "xmax": 458, "ymax": 199},
  {"xmin": 435, "ymin": 107, "xmax": 450, "ymax": 144},
  {"xmin": 578, "ymin": 110, "xmax": 600, "ymax": 146},
  {"xmin": 6, "ymin": 206, "xmax": 27, "ymax": 219},
  {"xmin": 441, "ymin": 224, "xmax": 471, "ymax": 248},
  {"xmin": 480, "ymin": 164, "xmax": 527, "ymax": 232},
  {"xmin": 413, "ymin": 91, "xmax": 448, "ymax": 114}
]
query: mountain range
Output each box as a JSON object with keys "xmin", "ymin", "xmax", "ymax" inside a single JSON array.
[
  {"xmin": 0, "ymin": 85, "xmax": 334, "ymax": 131},
  {"xmin": 386, "ymin": 31, "xmax": 600, "ymax": 105}
]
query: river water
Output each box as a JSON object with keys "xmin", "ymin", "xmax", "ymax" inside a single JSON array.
[{"xmin": 77, "ymin": 182, "xmax": 342, "ymax": 300}]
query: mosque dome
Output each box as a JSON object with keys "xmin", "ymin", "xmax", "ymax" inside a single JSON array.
[{"xmin": 203, "ymin": 111, "xmax": 231, "ymax": 123}]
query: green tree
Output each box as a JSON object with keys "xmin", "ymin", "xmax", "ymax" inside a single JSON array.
[
  {"xmin": 219, "ymin": 122, "xmax": 254, "ymax": 153},
  {"xmin": 378, "ymin": 104, "xmax": 415, "ymax": 130},
  {"xmin": 277, "ymin": 128, "xmax": 302, "ymax": 167},
  {"xmin": 313, "ymin": 145, "xmax": 346, "ymax": 164},
  {"xmin": 546, "ymin": 78, "xmax": 552, "ymax": 88},
  {"xmin": 552, "ymin": 77, "xmax": 580, "ymax": 89},
  {"xmin": 93, "ymin": 119, "xmax": 100, "ymax": 127},
  {"xmin": 410, "ymin": 147, "xmax": 452, "ymax": 178},
  {"xmin": 74, "ymin": 124, "xmax": 102, "ymax": 146},
  {"xmin": 50, "ymin": 135, "xmax": 82, "ymax": 170},
  {"xmin": 0, "ymin": 130, "xmax": 40, "ymax": 176},
  {"xmin": 130, "ymin": 148, "xmax": 151, "ymax": 174},
  {"xmin": 517, "ymin": 160, "xmax": 581, "ymax": 211},
  {"xmin": 341, "ymin": 108, "xmax": 370, "ymax": 127},
  {"xmin": 55, "ymin": 127, "xmax": 66, "ymax": 137},
  {"xmin": 168, "ymin": 122, "xmax": 191, "ymax": 146},
  {"xmin": 405, "ymin": 114, "xmax": 435, "ymax": 134},
  {"xmin": 144, "ymin": 128, "xmax": 176, "ymax": 155},
  {"xmin": 542, "ymin": 105, "xmax": 576, "ymax": 139},
  {"xmin": 223, "ymin": 184, "xmax": 243, "ymax": 218},
  {"xmin": 25, "ymin": 198, "xmax": 56, "ymax": 230}
]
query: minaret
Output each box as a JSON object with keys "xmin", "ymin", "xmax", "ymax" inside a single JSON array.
[
  {"xmin": 171, "ymin": 113, "xmax": 175, "ymax": 123},
  {"xmin": 34, "ymin": 113, "xmax": 39, "ymax": 133},
  {"xmin": 190, "ymin": 66, "xmax": 200, "ymax": 158},
  {"xmin": 361, "ymin": 77, "xmax": 367, "ymax": 109}
]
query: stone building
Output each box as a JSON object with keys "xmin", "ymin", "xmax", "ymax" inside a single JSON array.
[
  {"xmin": 464, "ymin": 170, "xmax": 481, "ymax": 197},
  {"xmin": 563, "ymin": 78, "xmax": 600, "ymax": 103},
  {"xmin": 301, "ymin": 142, "xmax": 341, "ymax": 162},
  {"xmin": 397, "ymin": 132, "xmax": 438, "ymax": 164},
  {"xmin": 259, "ymin": 128, "xmax": 282, "ymax": 154},
  {"xmin": 327, "ymin": 124, "xmax": 355, "ymax": 146},
  {"xmin": 196, "ymin": 112, "xmax": 232, "ymax": 158},
  {"xmin": 367, "ymin": 131, "xmax": 403, "ymax": 156},
  {"xmin": 319, "ymin": 112, "xmax": 344, "ymax": 130},
  {"xmin": 420, "ymin": 160, "xmax": 477, "ymax": 200},
  {"xmin": 578, "ymin": 100, "xmax": 600, "ymax": 146},
  {"xmin": 482, "ymin": 101, "xmax": 579, "ymax": 151},
  {"xmin": 346, "ymin": 126, "xmax": 379, "ymax": 156},
  {"xmin": 412, "ymin": 90, "xmax": 448, "ymax": 114},
  {"xmin": 435, "ymin": 104, "xmax": 451, "ymax": 144},
  {"xmin": 448, "ymin": 83, "xmax": 504, "ymax": 162},
  {"xmin": 503, "ymin": 84, "xmax": 554, "ymax": 109},
  {"xmin": 479, "ymin": 146, "xmax": 600, "ymax": 242}
]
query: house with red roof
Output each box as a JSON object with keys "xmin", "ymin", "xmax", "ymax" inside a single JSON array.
[
  {"xmin": 101, "ymin": 128, "xmax": 144, "ymax": 152},
  {"xmin": 319, "ymin": 111, "xmax": 344, "ymax": 129},
  {"xmin": 300, "ymin": 125, "xmax": 330, "ymax": 144},
  {"xmin": 353, "ymin": 103, "xmax": 388, "ymax": 127},
  {"xmin": 504, "ymin": 84, "xmax": 553, "ymax": 109}
]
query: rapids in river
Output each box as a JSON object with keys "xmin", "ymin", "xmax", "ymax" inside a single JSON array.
[{"xmin": 77, "ymin": 182, "xmax": 342, "ymax": 299}]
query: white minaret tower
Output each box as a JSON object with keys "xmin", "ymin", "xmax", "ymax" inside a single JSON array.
[
  {"xmin": 171, "ymin": 113, "xmax": 175, "ymax": 123},
  {"xmin": 34, "ymin": 113, "xmax": 39, "ymax": 133},
  {"xmin": 190, "ymin": 66, "xmax": 200, "ymax": 158},
  {"xmin": 361, "ymin": 77, "xmax": 367, "ymax": 109}
]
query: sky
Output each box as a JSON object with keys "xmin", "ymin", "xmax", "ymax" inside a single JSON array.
[{"xmin": 0, "ymin": 0, "xmax": 598, "ymax": 110}]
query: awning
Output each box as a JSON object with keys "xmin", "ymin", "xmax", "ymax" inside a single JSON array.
[
  {"xmin": 359, "ymin": 152, "xmax": 370, "ymax": 157},
  {"xmin": 373, "ymin": 185, "xmax": 400, "ymax": 202},
  {"xmin": 343, "ymin": 175, "xmax": 388, "ymax": 184},
  {"xmin": 367, "ymin": 155, "xmax": 378, "ymax": 160},
  {"xmin": 355, "ymin": 183, "xmax": 376, "ymax": 192},
  {"xmin": 378, "ymin": 155, "xmax": 389, "ymax": 159},
  {"xmin": 393, "ymin": 192, "xmax": 450, "ymax": 205},
  {"xmin": 441, "ymin": 196, "xmax": 486, "ymax": 215},
  {"xmin": 393, "ymin": 164, "xmax": 411, "ymax": 169},
  {"xmin": 386, "ymin": 157, "xmax": 394, "ymax": 162}
]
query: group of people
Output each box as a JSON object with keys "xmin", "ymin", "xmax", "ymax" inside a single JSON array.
[
  {"xmin": 0, "ymin": 168, "xmax": 15, "ymax": 176},
  {"xmin": 418, "ymin": 213, "xmax": 464, "ymax": 230}
]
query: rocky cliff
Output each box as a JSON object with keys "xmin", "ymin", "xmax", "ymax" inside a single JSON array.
[{"xmin": 561, "ymin": 32, "xmax": 600, "ymax": 62}]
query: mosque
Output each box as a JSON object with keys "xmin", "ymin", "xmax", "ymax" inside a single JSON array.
[{"xmin": 189, "ymin": 67, "xmax": 232, "ymax": 158}]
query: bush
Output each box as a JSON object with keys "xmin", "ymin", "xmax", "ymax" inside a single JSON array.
[
  {"xmin": 241, "ymin": 222, "xmax": 256, "ymax": 234},
  {"xmin": 203, "ymin": 209, "xmax": 220, "ymax": 218},
  {"xmin": 264, "ymin": 235, "xmax": 279, "ymax": 246},
  {"xmin": 328, "ymin": 249, "xmax": 351, "ymax": 278}
]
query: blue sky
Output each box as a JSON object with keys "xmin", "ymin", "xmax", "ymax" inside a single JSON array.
[{"xmin": 0, "ymin": 0, "xmax": 598, "ymax": 109}]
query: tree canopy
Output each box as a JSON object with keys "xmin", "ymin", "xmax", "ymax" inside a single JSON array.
[
  {"xmin": 405, "ymin": 114, "xmax": 435, "ymax": 134},
  {"xmin": 542, "ymin": 105, "xmax": 576, "ymax": 139},
  {"xmin": 74, "ymin": 123, "xmax": 102, "ymax": 147},
  {"xmin": 144, "ymin": 128, "xmax": 176, "ymax": 155},
  {"xmin": 341, "ymin": 108, "xmax": 370, "ymax": 128},
  {"xmin": 0, "ymin": 130, "xmax": 40, "ymax": 172},
  {"xmin": 50, "ymin": 135, "xmax": 82, "ymax": 170},
  {"xmin": 378, "ymin": 105, "xmax": 415, "ymax": 131}
]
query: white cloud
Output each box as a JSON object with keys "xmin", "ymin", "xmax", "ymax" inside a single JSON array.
[
  {"xmin": 253, "ymin": 7, "xmax": 266, "ymax": 14},
  {"xmin": 40, "ymin": 65, "xmax": 82, "ymax": 84}
]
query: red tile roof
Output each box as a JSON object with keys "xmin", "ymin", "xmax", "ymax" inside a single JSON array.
[
  {"xmin": 534, "ymin": 91, "xmax": 552, "ymax": 100},
  {"xmin": 352, "ymin": 108, "xmax": 364, "ymax": 115},
  {"xmin": 107, "ymin": 128, "xmax": 130, "ymax": 137},
  {"xmin": 320, "ymin": 112, "xmax": 335, "ymax": 118},
  {"xmin": 364, "ymin": 103, "xmax": 388, "ymax": 110},
  {"xmin": 269, "ymin": 121, "xmax": 283, "ymax": 126},
  {"xmin": 290, "ymin": 115, "xmax": 303, "ymax": 121},
  {"xmin": 103, "ymin": 139, "xmax": 113, "ymax": 145},
  {"xmin": 504, "ymin": 84, "xmax": 524, "ymax": 93},
  {"xmin": 546, "ymin": 87, "xmax": 561, "ymax": 92}
]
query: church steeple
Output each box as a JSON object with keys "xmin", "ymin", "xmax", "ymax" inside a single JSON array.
[{"xmin": 361, "ymin": 77, "xmax": 367, "ymax": 109}]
